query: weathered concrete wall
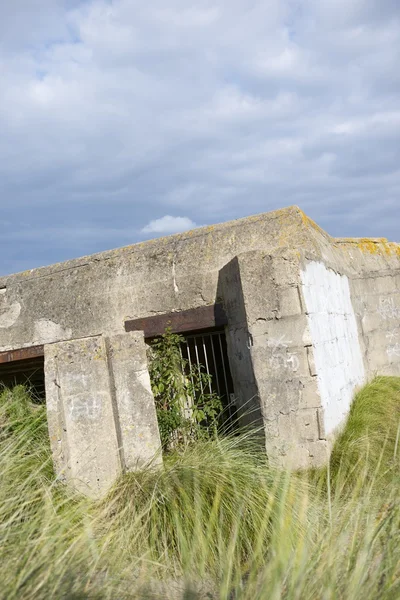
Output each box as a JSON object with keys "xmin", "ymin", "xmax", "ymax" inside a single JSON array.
[
  {"xmin": 45, "ymin": 332, "xmax": 161, "ymax": 497},
  {"xmin": 296, "ymin": 226, "xmax": 400, "ymax": 439},
  {"xmin": 1, "ymin": 205, "xmax": 399, "ymax": 486},
  {"xmin": 220, "ymin": 248, "xmax": 327, "ymax": 467},
  {"xmin": 218, "ymin": 256, "xmax": 261, "ymax": 427},
  {"xmin": 107, "ymin": 333, "xmax": 162, "ymax": 472},
  {"xmin": 349, "ymin": 260, "xmax": 400, "ymax": 379},
  {"xmin": 243, "ymin": 250, "xmax": 328, "ymax": 467},
  {"xmin": 0, "ymin": 206, "xmax": 320, "ymax": 353}
]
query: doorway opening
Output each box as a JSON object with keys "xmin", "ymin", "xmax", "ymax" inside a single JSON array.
[
  {"xmin": 179, "ymin": 328, "xmax": 237, "ymax": 431},
  {"xmin": 0, "ymin": 356, "xmax": 45, "ymax": 403},
  {"xmin": 147, "ymin": 326, "xmax": 237, "ymax": 436}
]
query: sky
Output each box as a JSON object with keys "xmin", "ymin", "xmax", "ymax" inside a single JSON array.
[{"xmin": 1, "ymin": 0, "xmax": 399, "ymax": 276}]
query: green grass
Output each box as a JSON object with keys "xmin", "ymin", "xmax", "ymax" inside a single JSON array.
[
  {"xmin": 0, "ymin": 378, "xmax": 400, "ymax": 599},
  {"xmin": 330, "ymin": 376, "xmax": 400, "ymax": 485}
]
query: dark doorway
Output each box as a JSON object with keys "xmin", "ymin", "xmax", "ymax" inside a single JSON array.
[
  {"xmin": 0, "ymin": 356, "xmax": 45, "ymax": 402},
  {"xmin": 179, "ymin": 328, "xmax": 237, "ymax": 431}
]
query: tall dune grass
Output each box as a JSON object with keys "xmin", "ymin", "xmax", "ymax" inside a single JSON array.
[{"xmin": 0, "ymin": 378, "xmax": 399, "ymax": 599}]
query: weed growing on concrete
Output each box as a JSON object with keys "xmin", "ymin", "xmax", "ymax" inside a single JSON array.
[{"xmin": 147, "ymin": 328, "xmax": 222, "ymax": 450}]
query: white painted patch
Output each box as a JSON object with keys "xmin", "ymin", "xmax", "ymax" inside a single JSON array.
[
  {"xmin": 33, "ymin": 319, "xmax": 72, "ymax": 344},
  {"xmin": 0, "ymin": 302, "xmax": 21, "ymax": 328},
  {"xmin": 137, "ymin": 369, "xmax": 153, "ymax": 394},
  {"xmin": 301, "ymin": 261, "xmax": 365, "ymax": 435}
]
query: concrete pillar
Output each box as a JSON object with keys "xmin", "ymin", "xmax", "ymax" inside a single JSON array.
[
  {"xmin": 218, "ymin": 257, "xmax": 263, "ymax": 428},
  {"xmin": 45, "ymin": 332, "xmax": 161, "ymax": 497},
  {"xmin": 220, "ymin": 250, "xmax": 328, "ymax": 469},
  {"xmin": 106, "ymin": 332, "xmax": 162, "ymax": 471}
]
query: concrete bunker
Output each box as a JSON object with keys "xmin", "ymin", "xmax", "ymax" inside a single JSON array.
[{"xmin": 0, "ymin": 205, "xmax": 399, "ymax": 497}]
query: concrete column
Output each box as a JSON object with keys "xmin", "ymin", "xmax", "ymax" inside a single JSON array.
[
  {"xmin": 220, "ymin": 250, "xmax": 327, "ymax": 469},
  {"xmin": 218, "ymin": 257, "xmax": 263, "ymax": 428},
  {"xmin": 45, "ymin": 332, "xmax": 161, "ymax": 497},
  {"xmin": 106, "ymin": 332, "xmax": 162, "ymax": 471}
]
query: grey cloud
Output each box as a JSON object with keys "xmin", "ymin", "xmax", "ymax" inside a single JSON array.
[{"xmin": 0, "ymin": 0, "xmax": 399, "ymax": 276}]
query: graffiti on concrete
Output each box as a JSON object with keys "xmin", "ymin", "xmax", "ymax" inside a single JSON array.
[
  {"xmin": 386, "ymin": 330, "xmax": 400, "ymax": 359},
  {"xmin": 378, "ymin": 298, "xmax": 400, "ymax": 320},
  {"xmin": 69, "ymin": 395, "xmax": 102, "ymax": 421},
  {"xmin": 267, "ymin": 334, "xmax": 300, "ymax": 372}
]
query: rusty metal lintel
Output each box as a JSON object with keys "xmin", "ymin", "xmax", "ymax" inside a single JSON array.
[
  {"xmin": 125, "ymin": 304, "xmax": 228, "ymax": 338},
  {"xmin": 0, "ymin": 345, "xmax": 45, "ymax": 365}
]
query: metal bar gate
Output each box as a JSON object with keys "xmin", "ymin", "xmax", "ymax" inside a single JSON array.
[{"xmin": 180, "ymin": 329, "xmax": 237, "ymax": 430}]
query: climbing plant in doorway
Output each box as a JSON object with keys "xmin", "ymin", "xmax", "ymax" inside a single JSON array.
[{"xmin": 147, "ymin": 328, "xmax": 222, "ymax": 451}]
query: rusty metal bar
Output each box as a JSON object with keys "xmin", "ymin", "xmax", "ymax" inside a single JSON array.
[
  {"xmin": 0, "ymin": 345, "xmax": 45, "ymax": 365},
  {"xmin": 125, "ymin": 304, "xmax": 228, "ymax": 338}
]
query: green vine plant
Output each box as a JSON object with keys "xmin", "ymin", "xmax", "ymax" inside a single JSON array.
[{"xmin": 147, "ymin": 328, "xmax": 223, "ymax": 451}]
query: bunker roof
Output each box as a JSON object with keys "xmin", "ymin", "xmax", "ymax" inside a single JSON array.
[{"xmin": 0, "ymin": 205, "xmax": 398, "ymax": 287}]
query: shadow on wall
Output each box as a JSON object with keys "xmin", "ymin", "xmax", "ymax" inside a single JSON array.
[{"xmin": 216, "ymin": 257, "xmax": 265, "ymax": 436}]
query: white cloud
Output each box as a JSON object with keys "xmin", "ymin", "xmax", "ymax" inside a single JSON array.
[{"xmin": 141, "ymin": 216, "xmax": 198, "ymax": 234}]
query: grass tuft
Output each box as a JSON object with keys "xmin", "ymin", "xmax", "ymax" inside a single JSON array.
[
  {"xmin": 0, "ymin": 378, "xmax": 400, "ymax": 598},
  {"xmin": 330, "ymin": 376, "xmax": 400, "ymax": 490}
]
